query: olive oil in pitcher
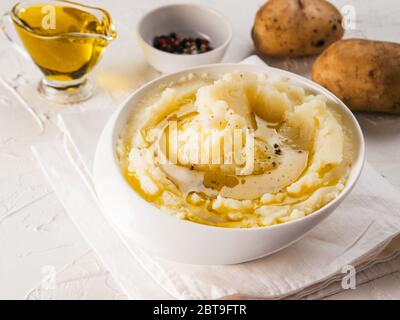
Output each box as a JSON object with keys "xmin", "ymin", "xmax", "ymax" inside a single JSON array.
[{"xmin": 1, "ymin": 1, "xmax": 116, "ymax": 103}]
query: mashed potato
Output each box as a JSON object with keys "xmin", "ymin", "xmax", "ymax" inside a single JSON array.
[{"xmin": 118, "ymin": 71, "xmax": 354, "ymax": 228}]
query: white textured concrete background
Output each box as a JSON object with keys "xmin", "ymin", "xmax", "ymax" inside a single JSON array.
[{"xmin": 0, "ymin": 0, "xmax": 400, "ymax": 299}]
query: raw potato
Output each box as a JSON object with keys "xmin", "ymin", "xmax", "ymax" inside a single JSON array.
[
  {"xmin": 312, "ymin": 39, "xmax": 400, "ymax": 113},
  {"xmin": 252, "ymin": 0, "xmax": 344, "ymax": 57}
]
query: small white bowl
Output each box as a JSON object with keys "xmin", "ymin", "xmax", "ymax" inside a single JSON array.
[
  {"xmin": 93, "ymin": 63, "xmax": 365, "ymax": 265},
  {"xmin": 136, "ymin": 4, "xmax": 232, "ymax": 73}
]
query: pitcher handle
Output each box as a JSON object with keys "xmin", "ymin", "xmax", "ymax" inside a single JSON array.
[{"xmin": 0, "ymin": 11, "xmax": 30, "ymax": 59}]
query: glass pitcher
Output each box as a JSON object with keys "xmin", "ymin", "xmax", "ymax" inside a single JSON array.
[{"xmin": 0, "ymin": 0, "xmax": 116, "ymax": 103}]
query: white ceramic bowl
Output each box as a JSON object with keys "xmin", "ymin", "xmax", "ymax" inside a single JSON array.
[
  {"xmin": 93, "ymin": 63, "xmax": 365, "ymax": 265},
  {"xmin": 136, "ymin": 4, "xmax": 232, "ymax": 73}
]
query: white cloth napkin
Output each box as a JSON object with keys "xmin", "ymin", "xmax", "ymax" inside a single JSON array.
[{"xmin": 32, "ymin": 56, "xmax": 400, "ymax": 299}]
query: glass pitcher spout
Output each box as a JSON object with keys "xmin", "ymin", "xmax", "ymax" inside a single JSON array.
[{"xmin": 10, "ymin": 0, "xmax": 117, "ymax": 43}]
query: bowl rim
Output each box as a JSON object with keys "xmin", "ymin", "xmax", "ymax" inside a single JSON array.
[
  {"xmin": 135, "ymin": 3, "xmax": 233, "ymax": 58},
  {"xmin": 98, "ymin": 62, "xmax": 366, "ymax": 233}
]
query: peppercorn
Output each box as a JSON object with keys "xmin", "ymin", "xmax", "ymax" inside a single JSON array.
[{"xmin": 153, "ymin": 33, "xmax": 213, "ymax": 54}]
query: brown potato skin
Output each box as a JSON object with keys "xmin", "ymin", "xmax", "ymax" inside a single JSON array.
[
  {"xmin": 252, "ymin": 0, "xmax": 344, "ymax": 57},
  {"xmin": 312, "ymin": 39, "xmax": 400, "ymax": 113}
]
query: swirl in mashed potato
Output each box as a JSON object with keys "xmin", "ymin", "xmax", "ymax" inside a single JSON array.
[{"xmin": 117, "ymin": 71, "xmax": 354, "ymax": 228}]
